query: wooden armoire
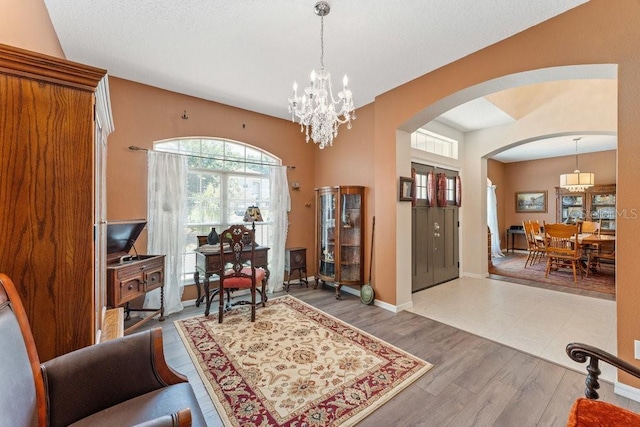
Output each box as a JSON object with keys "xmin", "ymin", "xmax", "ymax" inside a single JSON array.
[{"xmin": 0, "ymin": 43, "xmax": 113, "ymax": 361}]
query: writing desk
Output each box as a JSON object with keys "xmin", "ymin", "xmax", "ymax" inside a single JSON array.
[{"xmin": 193, "ymin": 245, "xmax": 270, "ymax": 313}]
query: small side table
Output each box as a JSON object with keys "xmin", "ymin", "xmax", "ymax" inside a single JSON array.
[{"xmin": 285, "ymin": 247, "xmax": 308, "ymax": 291}]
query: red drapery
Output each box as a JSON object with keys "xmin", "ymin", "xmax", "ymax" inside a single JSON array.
[
  {"xmin": 427, "ymin": 171, "xmax": 436, "ymax": 207},
  {"xmin": 436, "ymin": 173, "xmax": 447, "ymax": 207}
]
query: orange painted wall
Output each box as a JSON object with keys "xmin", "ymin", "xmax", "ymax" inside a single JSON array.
[
  {"xmin": 368, "ymin": 0, "xmax": 640, "ymax": 385},
  {"xmin": 0, "ymin": 0, "xmax": 64, "ymax": 58},
  {"xmin": 106, "ymin": 77, "xmax": 316, "ymax": 298}
]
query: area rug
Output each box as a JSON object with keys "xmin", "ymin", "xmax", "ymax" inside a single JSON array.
[
  {"xmin": 490, "ymin": 253, "xmax": 615, "ymax": 295},
  {"xmin": 175, "ymin": 295, "xmax": 432, "ymax": 427}
]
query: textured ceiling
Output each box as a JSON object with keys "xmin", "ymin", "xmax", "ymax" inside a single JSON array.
[{"xmin": 42, "ymin": 0, "xmax": 588, "ymax": 122}]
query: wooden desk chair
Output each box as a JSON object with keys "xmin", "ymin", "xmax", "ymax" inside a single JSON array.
[
  {"xmin": 216, "ymin": 224, "xmax": 267, "ymax": 323},
  {"xmin": 544, "ymin": 222, "xmax": 582, "ymax": 283},
  {"xmin": 522, "ymin": 221, "xmax": 543, "ymax": 267}
]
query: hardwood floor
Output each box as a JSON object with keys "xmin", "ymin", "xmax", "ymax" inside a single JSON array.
[{"xmin": 134, "ymin": 285, "xmax": 639, "ymax": 426}]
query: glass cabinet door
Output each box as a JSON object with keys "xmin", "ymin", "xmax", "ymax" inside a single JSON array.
[
  {"xmin": 561, "ymin": 194, "xmax": 584, "ymax": 223},
  {"xmin": 339, "ymin": 193, "xmax": 362, "ymax": 282},
  {"xmin": 318, "ymin": 192, "xmax": 336, "ymax": 280},
  {"xmin": 590, "ymin": 193, "xmax": 616, "ymax": 232}
]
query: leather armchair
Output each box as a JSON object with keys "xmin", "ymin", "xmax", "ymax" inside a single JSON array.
[{"xmin": 0, "ymin": 273, "xmax": 205, "ymax": 426}]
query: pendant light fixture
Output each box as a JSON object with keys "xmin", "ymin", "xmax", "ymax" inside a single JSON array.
[{"xmin": 559, "ymin": 137, "xmax": 595, "ymax": 192}]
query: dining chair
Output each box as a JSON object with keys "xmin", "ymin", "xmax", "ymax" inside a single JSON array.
[
  {"xmin": 543, "ymin": 222, "xmax": 583, "ymax": 283},
  {"xmin": 216, "ymin": 224, "xmax": 267, "ymax": 323},
  {"xmin": 580, "ymin": 220, "xmax": 601, "ymax": 235},
  {"xmin": 522, "ymin": 221, "xmax": 543, "ymax": 267},
  {"xmin": 580, "ymin": 219, "xmax": 602, "ymax": 261},
  {"xmin": 529, "ymin": 220, "xmax": 546, "ymax": 261},
  {"xmin": 529, "ymin": 219, "xmax": 541, "ymax": 235},
  {"xmin": 586, "ymin": 240, "xmax": 615, "ymax": 277}
]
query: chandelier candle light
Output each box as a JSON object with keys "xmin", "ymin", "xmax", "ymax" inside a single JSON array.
[
  {"xmin": 288, "ymin": 1, "xmax": 355, "ymax": 149},
  {"xmin": 560, "ymin": 137, "xmax": 595, "ymax": 192}
]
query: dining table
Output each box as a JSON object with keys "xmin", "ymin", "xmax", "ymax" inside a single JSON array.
[
  {"xmin": 534, "ymin": 232, "xmax": 615, "ymax": 275},
  {"xmin": 534, "ymin": 233, "xmax": 615, "ymax": 245}
]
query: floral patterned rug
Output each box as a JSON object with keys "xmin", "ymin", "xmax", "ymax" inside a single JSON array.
[{"xmin": 176, "ymin": 295, "xmax": 432, "ymax": 426}]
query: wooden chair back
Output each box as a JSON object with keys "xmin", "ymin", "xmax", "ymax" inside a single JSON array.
[
  {"xmin": 529, "ymin": 220, "xmax": 541, "ymax": 234},
  {"xmin": 580, "ymin": 220, "xmax": 601, "ymax": 235},
  {"xmin": 218, "ymin": 224, "xmax": 260, "ymax": 322},
  {"xmin": 522, "ymin": 221, "xmax": 537, "ymax": 250},
  {"xmin": 522, "ymin": 221, "xmax": 544, "ymax": 267},
  {"xmin": 544, "ymin": 223, "xmax": 580, "ymax": 257}
]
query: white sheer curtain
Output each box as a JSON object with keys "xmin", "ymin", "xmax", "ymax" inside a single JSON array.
[
  {"xmin": 145, "ymin": 151, "xmax": 188, "ymax": 314},
  {"xmin": 487, "ymin": 184, "xmax": 505, "ymax": 258},
  {"xmin": 267, "ymin": 166, "xmax": 291, "ymax": 293}
]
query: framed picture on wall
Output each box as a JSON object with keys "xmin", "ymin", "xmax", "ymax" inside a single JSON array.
[
  {"xmin": 399, "ymin": 176, "xmax": 414, "ymax": 201},
  {"xmin": 515, "ymin": 190, "xmax": 547, "ymax": 213}
]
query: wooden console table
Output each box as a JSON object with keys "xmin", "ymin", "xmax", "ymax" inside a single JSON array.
[
  {"xmin": 106, "ymin": 254, "xmax": 165, "ymax": 334},
  {"xmin": 193, "ymin": 246, "xmax": 270, "ymax": 312}
]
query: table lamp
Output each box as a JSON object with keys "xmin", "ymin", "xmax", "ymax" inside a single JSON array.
[{"xmin": 243, "ymin": 205, "xmax": 263, "ymax": 232}]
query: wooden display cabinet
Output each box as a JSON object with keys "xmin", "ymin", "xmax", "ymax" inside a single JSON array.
[
  {"xmin": 555, "ymin": 184, "xmax": 616, "ymax": 234},
  {"xmin": 314, "ymin": 186, "xmax": 365, "ymax": 299}
]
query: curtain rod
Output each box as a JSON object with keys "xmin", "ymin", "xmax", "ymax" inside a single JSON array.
[{"xmin": 129, "ymin": 146, "xmax": 295, "ymax": 169}]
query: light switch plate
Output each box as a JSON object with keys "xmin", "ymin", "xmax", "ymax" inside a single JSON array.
[{"xmin": 635, "ymin": 340, "xmax": 640, "ymax": 359}]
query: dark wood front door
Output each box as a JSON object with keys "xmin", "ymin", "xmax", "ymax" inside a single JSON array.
[{"xmin": 411, "ymin": 163, "xmax": 459, "ymax": 292}]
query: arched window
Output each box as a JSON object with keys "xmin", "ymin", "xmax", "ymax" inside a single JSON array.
[{"xmin": 155, "ymin": 137, "xmax": 280, "ymax": 283}]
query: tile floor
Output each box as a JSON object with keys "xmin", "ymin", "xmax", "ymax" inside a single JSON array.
[{"xmin": 407, "ymin": 276, "xmax": 618, "ymax": 382}]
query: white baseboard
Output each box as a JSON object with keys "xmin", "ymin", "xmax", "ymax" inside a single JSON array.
[
  {"xmin": 181, "ymin": 298, "xmax": 197, "ymax": 307},
  {"xmin": 615, "ymin": 380, "xmax": 640, "ymax": 403},
  {"xmin": 395, "ymin": 300, "xmax": 414, "ymax": 312},
  {"xmin": 311, "ymin": 277, "xmax": 404, "ymax": 313},
  {"xmin": 463, "ymin": 272, "xmax": 490, "ymax": 279}
]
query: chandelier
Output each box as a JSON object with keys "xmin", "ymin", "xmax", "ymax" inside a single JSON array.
[
  {"xmin": 287, "ymin": 1, "xmax": 355, "ymax": 149},
  {"xmin": 560, "ymin": 137, "xmax": 595, "ymax": 192}
]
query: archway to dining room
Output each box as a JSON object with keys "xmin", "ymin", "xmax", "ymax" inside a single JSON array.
[{"xmin": 395, "ymin": 63, "xmax": 618, "ymax": 376}]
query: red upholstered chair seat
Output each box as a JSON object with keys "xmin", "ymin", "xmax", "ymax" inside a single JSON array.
[
  {"xmin": 567, "ymin": 398, "xmax": 640, "ymax": 426},
  {"xmin": 222, "ymin": 267, "xmax": 266, "ymax": 288}
]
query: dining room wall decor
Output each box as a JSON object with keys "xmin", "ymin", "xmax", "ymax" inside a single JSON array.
[{"xmin": 515, "ymin": 191, "xmax": 548, "ymax": 213}]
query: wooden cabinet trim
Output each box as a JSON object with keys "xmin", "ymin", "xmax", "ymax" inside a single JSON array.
[{"xmin": 0, "ymin": 43, "xmax": 105, "ymax": 91}]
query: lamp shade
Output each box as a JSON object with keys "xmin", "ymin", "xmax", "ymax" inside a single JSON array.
[
  {"xmin": 243, "ymin": 206, "xmax": 263, "ymax": 223},
  {"xmin": 560, "ymin": 170, "xmax": 595, "ymax": 192}
]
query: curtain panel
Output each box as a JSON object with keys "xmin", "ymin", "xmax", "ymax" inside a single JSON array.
[
  {"xmin": 267, "ymin": 166, "xmax": 291, "ymax": 293},
  {"xmin": 487, "ymin": 184, "xmax": 504, "ymax": 258},
  {"xmin": 145, "ymin": 151, "xmax": 188, "ymax": 315}
]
